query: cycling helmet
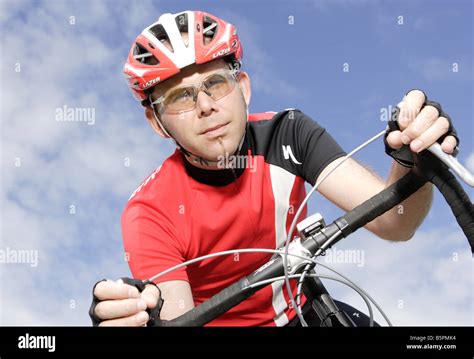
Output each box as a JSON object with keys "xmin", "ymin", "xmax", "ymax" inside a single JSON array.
[{"xmin": 124, "ymin": 10, "xmax": 243, "ymax": 106}]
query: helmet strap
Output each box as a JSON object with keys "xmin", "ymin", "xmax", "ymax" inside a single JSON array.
[{"xmin": 150, "ymin": 95, "xmax": 249, "ymax": 168}]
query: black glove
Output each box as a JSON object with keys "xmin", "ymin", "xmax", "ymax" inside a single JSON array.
[
  {"xmin": 384, "ymin": 90, "xmax": 459, "ymax": 168},
  {"xmin": 89, "ymin": 279, "xmax": 106, "ymax": 327},
  {"xmin": 89, "ymin": 278, "xmax": 164, "ymax": 327}
]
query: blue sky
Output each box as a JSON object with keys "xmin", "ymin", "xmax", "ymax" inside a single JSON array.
[{"xmin": 0, "ymin": 0, "xmax": 472, "ymax": 326}]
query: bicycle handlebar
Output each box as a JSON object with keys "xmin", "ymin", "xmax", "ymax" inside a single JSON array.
[
  {"xmin": 428, "ymin": 143, "xmax": 474, "ymax": 187},
  {"xmin": 150, "ymin": 141, "xmax": 473, "ymax": 326},
  {"xmin": 414, "ymin": 149, "xmax": 474, "ymax": 247}
]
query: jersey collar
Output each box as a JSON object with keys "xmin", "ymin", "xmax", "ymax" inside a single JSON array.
[{"xmin": 182, "ymin": 135, "xmax": 249, "ymax": 187}]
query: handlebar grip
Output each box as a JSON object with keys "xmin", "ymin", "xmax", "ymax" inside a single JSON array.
[
  {"xmin": 340, "ymin": 172, "xmax": 427, "ymax": 237},
  {"xmin": 414, "ymin": 151, "xmax": 474, "ymax": 253},
  {"xmin": 428, "ymin": 143, "xmax": 474, "ymax": 187},
  {"xmin": 436, "ymin": 176, "xmax": 474, "ymax": 248},
  {"xmin": 427, "ymin": 166, "xmax": 474, "ymax": 252},
  {"xmin": 155, "ymin": 278, "xmax": 255, "ymax": 326}
]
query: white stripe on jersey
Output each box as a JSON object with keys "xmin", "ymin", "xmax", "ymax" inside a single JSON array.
[{"xmin": 269, "ymin": 164, "xmax": 296, "ymax": 326}]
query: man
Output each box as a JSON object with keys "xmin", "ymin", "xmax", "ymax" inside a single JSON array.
[{"xmin": 89, "ymin": 11, "xmax": 458, "ymax": 326}]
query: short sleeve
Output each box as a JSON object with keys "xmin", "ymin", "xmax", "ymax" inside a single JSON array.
[
  {"xmin": 121, "ymin": 203, "xmax": 189, "ymax": 284},
  {"xmin": 293, "ymin": 111, "xmax": 346, "ymax": 185}
]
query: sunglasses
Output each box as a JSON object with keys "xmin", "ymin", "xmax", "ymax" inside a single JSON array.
[{"xmin": 150, "ymin": 71, "xmax": 238, "ymax": 115}]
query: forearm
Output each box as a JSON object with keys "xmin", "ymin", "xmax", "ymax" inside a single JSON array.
[
  {"xmin": 375, "ymin": 161, "xmax": 433, "ymax": 240},
  {"xmin": 317, "ymin": 157, "xmax": 433, "ymax": 241}
]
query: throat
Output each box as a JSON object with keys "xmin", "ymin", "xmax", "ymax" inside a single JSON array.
[{"xmin": 182, "ymin": 136, "xmax": 249, "ymax": 186}]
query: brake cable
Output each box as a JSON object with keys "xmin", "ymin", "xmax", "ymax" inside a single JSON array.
[
  {"xmin": 143, "ymin": 128, "xmax": 473, "ymax": 326},
  {"xmin": 146, "ymin": 245, "xmax": 390, "ymax": 326},
  {"xmin": 284, "ymin": 129, "xmax": 474, "ymax": 326},
  {"xmin": 283, "ymin": 129, "xmax": 388, "ymax": 325}
]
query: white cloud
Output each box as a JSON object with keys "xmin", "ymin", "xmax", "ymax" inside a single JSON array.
[
  {"xmin": 318, "ymin": 227, "xmax": 473, "ymax": 326},
  {"xmin": 405, "ymin": 56, "xmax": 472, "ymax": 83},
  {"xmin": 0, "ymin": 0, "xmax": 171, "ymax": 326}
]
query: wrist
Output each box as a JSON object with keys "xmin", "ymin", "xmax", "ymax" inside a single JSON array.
[{"xmin": 387, "ymin": 160, "xmax": 410, "ymax": 185}]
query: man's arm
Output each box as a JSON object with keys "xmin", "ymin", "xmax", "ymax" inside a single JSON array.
[
  {"xmin": 316, "ymin": 157, "xmax": 432, "ymax": 241},
  {"xmin": 315, "ymin": 89, "xmax": 458, "ymax": 241},
  {"xmin": 158, "ymin": 280, "xmax": 195, "ymax": 321}
]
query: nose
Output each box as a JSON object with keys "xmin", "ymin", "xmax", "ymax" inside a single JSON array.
[{"xmin": 195, "ymin": 88, "xmax": 216, "ymax": 117}]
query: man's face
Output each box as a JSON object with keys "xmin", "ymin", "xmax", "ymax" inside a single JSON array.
[{"xmin": 147, "ymin": 59, "xmax": 251, "ymax": 164}]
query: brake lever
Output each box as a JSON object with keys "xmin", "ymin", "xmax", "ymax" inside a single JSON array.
[{"xmin": 427, "ymin": 143, "xmax": 474, "ymax": 187}]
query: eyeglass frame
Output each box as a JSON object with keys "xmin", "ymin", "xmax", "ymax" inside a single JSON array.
[{"xmin": 149, "ymin": 69, "xmax": 240, "ymax": 115}]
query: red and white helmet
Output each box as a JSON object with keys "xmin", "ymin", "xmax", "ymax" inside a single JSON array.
[{"xmin": 123, "ymin": 10, "xmax": 243, "ymax": 104}]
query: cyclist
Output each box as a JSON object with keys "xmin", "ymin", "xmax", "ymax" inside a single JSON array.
[{"xmin": 89, "ymin": 10, "xmax": 458, "ymax": 326}]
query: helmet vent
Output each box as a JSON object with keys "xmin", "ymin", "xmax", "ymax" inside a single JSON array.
[
  {"xmin": 202, "ymin": 16, "xmax": 218, "ymax": 45},
  {"xmin": 133, "ymin": 43, "xmax": 159, "ymax": 65},
  {"xmin": 149, "ymin": 24, "xmax": 174, "ymax": 53},
  {"xmin": 175, "ymin": 13, "xmax": 189, "ymax": 47}
]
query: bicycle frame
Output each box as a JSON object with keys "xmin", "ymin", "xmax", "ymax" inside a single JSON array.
[{"xmin": 299, "ymin": 272, "xmax": 357, "ymax": 327}]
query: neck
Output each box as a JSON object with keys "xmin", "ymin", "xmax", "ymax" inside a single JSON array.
[
  {"xmin": 181, "ymin": 135, "xmax": 249, "ymax": 186},
  {"xmin": 183, "ymin": 153, "xmax": 225, "ymax": 170},
  {"xmin": 181, "ymin": 133, "xmax": 247, "ymax": 170}
]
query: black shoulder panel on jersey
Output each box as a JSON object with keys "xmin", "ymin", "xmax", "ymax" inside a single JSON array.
[{"xmin": 247, "ymin": 109, "xmax": 346, "ymax": 185}]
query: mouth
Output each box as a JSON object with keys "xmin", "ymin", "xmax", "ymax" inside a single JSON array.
[{"xmin": 201, "ymin": 122, "xmax": 230, "ymax": 137}]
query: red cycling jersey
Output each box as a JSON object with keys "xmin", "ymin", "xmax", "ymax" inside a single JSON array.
[{"xmin": 122, "ymin": 109, "xmax": 346, "ymax": 326}]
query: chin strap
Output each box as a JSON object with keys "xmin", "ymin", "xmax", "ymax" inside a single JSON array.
[
  {"xmin": 151, "ymin": 102, "xmax": 249, "ymax": 168},
  {"xmin": 181, "ymin": 133, "xmax": 247, "ymax": 167}
]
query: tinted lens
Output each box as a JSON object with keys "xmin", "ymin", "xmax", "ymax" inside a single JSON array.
[
  {"xmin": 164, "ymin": 87, "xmax": 195, "ymax": 112},
  {"xmin": 204, "ymin": 74, "xmax": 233, "ymax": 100},
  {"xmin": 161, "ymin": 73, "xmax": 235, "ymax": 114}
]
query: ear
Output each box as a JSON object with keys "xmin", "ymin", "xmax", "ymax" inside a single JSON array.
[
  {"xmin": 144, "ymin": 106, "xmax": 170, "ymax": 138},
  {"xmin": 236, "ymin": 71, "xmax": 251, "ymax": 107}
]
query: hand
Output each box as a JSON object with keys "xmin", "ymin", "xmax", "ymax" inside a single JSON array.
[
  {"xmin": 386, "ymin": 89, "xmax": 458, "ymax": 154},
  {"xmin": 91, "ymin": 279, "xmax": 160, "ymax": 327}
]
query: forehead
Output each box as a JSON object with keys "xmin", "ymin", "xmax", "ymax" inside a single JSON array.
[{"xmin": 152, "ymin": 59, "xmax": 229, "ymax": 96}]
